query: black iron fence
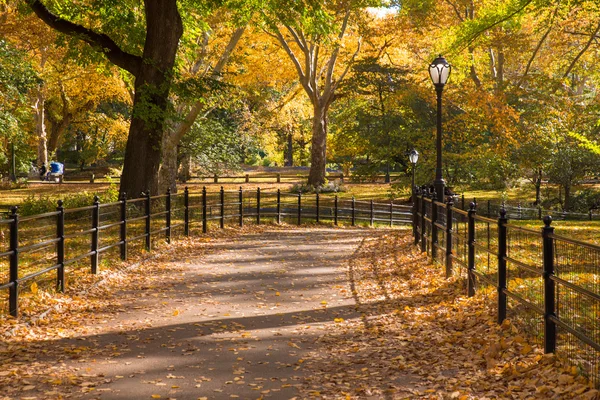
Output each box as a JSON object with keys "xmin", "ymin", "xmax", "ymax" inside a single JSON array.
[
  {"xmin": 0, "ymin": 187, "xmax": 412, "ymax": 318},
  {"xmin": 414, "ymin": 190, "xmax": 600, "ymax": 387},
  {"xmin": 452, "ymin": 195, "xmax": 600, "ymax": 221}
]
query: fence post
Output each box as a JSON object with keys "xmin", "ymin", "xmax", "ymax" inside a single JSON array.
[
  {"xmin": 184, "ymin": 187, "xmax": 189, "ymax": 236},
  {"xmin": 497, "ymin": 207, "xmax": 508, "ymax": 324},
  {"xmin": 389, "ymin": 200, "xmax": 393, "ymax": 227},
  {"xmin": 487, "ymin": 200, "xmax": 491, "ymax": 218},
  {"xmin": 462, "ymin": 194, "xmax": 465, "ymax": 210},
  {"xmin": 518, "ymin": 202, "xmax": 522, "ymax": 220},
  {"xmin": 334, "ymin": 195, "xmax": 338, "ymax": 226},
  {"xmin": 220, "ymin": 186, "xmax": 225, "ymax": 229},
  {"xmin": 542, "ymin": 216, "xmax": 557, "ymax": 353},
  {"xmin": 277, "ymin": 173, "xmax": 281, "ymax": 183},
  {"xmin": 145, "ymin": 190, "xmax": 151, "ymax": 251},
  {"xmin": 91, "ymin": 196, "xmax": 100, "ymax": 274},
  {"xmin": 370, "ymin": 200, "xmax": 374, "ymax": 227},
  {"xmin": 56, "ymin": 201, "xmax": 65, "ymax": 292},
  {"xmin": 166, "ymin": 188, "xmax": 172, "ymax": 243},
  {"xmin": 539, "ymin": 205, "xmax": 543, "ymax": 220},
  {"xmin": 413, "ymin": 191, "xmax": 419, "ymax": 244},
  {"xmin": 245, "ymin": 174, "xmax": 249, "ymax": 183},
  {"xmin": 239, "ymin": 187, "xmax": 244, "ymax": 227},
  {"xmin": 120, "ymin": 192, "xmax": 127, "ymax": 260},
  {"xmin": 316, "ymin": 192, "xmax": 320, "ymax": 223},
  {"xmin": 297, "ymin": 191, "xmax": 302, "ymax": 225},
  {"xmin": 445, "ymin": 200, "xmax": 453, "ymax": 278},
  {"xmin": 214, "ymin": 174, "xmax": 218, "ymax": 183},
  {"xmin": 431, "ymin": 192, "xmax": 438, "ymax": 261},
  {"xmin": 202, "ymin": 186, "xmax": 207, "ymax": 234},
  {"xmin": 420, "ymin": 195, "xmax": 426, "ymax": 252},
  {"xmin": 351, "ymin": 197, "xmax": 356, "ymax": 226},
  {"xmin": 256, "ymin": 187, "xmax": 261, "ymax": 225},
  {"xmin": 9, "ymin": 206, "xmax": 19, "ymax": 317},
  {"xmin": 467, "ymin": 202, "xmax": 476, "ymax": 297},
  {"xmin": 277, "ymin": 189, "xmax": 281, "ymax": 224}
]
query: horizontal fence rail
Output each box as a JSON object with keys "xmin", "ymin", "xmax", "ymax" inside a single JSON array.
[
  {"xmin": 452, "ymin": 195, "xmax": 600, "ymax": 222},
  {"xmin": 413, "ymin": 190, "xmax": 600, "ymax": 387},
  {"xmin": 0, "ymin": 187, "xmax": 411, "ymax": 319}
]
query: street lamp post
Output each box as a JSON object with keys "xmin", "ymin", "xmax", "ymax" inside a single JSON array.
[
  {"xmin": 409, "ymin": 149, "xmax": 419, "ymax": 201},
  {"xmin": 429, "ymin": 55, "xmax": 451, "ymax": 203},
  {"xmin": 409, "ymin": 149, "xmax": 419, "ymax": 240}
]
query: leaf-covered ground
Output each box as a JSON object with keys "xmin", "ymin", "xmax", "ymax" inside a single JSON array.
[
  {"xmin": 300, "ymin": 232, "xmax": 599, "ymax": 399},
  {"xmin": 0, "ymin": 226, "xmax": 598, "ymax": 399}
]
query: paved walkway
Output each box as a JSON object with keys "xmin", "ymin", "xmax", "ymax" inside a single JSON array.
[{"xmin": 53, "ymin": 227, "xmax": 384, "ymax": 399}]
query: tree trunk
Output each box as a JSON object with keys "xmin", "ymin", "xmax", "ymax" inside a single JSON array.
[
  {"xmin": 119, "ymin": 0, "xmax": 183, "ymax": 198},
  {"xmin": 308, "ymin": 104, "xmax": 328, "ymax": 187},
  {"xmin": 534, "ymin": 168, "xmax": 542, "ymax": 205},
  {"xmin": 285, "ymin": 132, "xmax": 293, "ymax": 166},
  {"xmin": 159, "ymin": 131, "xmax": 179, "ymax": 193},
  {"xmin": 34, "ymin": 88, "xmax": 48, "ymax": 169},
  {"xmin": 178, "ymin": 152, "xmax": 191, "ymax": 183},
  {"xmin": 563, "ymin": 181, "xmax": 571, "ymax": 211}
]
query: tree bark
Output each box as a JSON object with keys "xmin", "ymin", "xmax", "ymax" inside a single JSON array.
[
  {"xmin": 284, "ymin": 132, "xmax": 293, "ymax": 166},
  {"xmin": 534, "ymin": 168, "xmax": 542, "ymax": 206},
  {"xmin": 308, "ymin": 104, "xmax": 328, "ymax": 186},
  {"xmin": 118, "ymin": 0, "xmax": 183, "ymax": 197},
  {"xmin": 178, "ymin": 152, "xmax": 191, "ymax": 182},
  {"xmin": 564, "ymin": 181, "xmax": 571, "ymax": 211},
  {"xmin": 34, "ymin": 88, "xmax": 48, "ymax": 169},
  {"xmin": 159, "ymin": 132, "xmax": 179, "ymax": 192}
]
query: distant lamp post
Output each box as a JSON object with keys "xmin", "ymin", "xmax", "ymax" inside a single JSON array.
[
  {"xmin": 429, "ymin": 55, "xmax": 451, "ymax": 202},
  {"xmin": 409, "ymin": 149, "xmax": 419, "ymax": 201}
]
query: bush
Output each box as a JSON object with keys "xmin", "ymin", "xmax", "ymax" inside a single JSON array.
[
  {"xmin": 18, "ymin": 183, "xmax": 120, "ymax": 216},
  {"xmin": 291, "ymin": 179, "xmax": 346, "ymax": 194},
  {"xmin": 569, "ymin": 188, "xmax": 600, "ymax": 213}
]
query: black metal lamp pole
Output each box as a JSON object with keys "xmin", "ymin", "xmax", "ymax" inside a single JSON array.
[
  {"xmin": 429, "ymin": 55, "xmax": 451, "ymax": 203},
  {"xmin": 408, "ymin": 149, "xmax": 419, "ymax": 202}
]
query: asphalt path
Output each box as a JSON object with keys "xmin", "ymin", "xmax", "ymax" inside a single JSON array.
[{"xmin": 60, "ymin": 227, "xmax": 381, "ymax": 399}]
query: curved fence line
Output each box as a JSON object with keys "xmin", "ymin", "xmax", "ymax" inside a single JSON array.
[{"xmin": 413, "ymin": 193, "xmax": 600, "ymax": 388}]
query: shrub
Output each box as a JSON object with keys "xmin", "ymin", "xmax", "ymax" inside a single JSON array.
[
  {"xmin": 291, "ymin": 179, "xmax": 346, "ymax": 194},
  {"xmin": 18, "ymin": 183, "xmax": 120, "ymax": 216}
]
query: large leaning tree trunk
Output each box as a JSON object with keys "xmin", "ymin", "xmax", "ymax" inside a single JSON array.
[
  {"xmin": 30, "ymin": 0, "xmax": 183, "ymax": 197},
  {"xmin": 272, "ymin": 8, "xmax": 360, "ymax": 187},
  {"xmin": 158, "ymin": 27, "xmax": 245, "ymax": 193}
]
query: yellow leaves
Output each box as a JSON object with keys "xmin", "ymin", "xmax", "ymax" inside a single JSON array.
[
  {"xmin": 320, "ymin": 300, "xmax": 328, "ymax": 305},
  {"xmin": 151, "ymin": 395, "xmax": 161, "ymax": 399},
  {"xmin": 520, "ymin": 343, "xmax": 533, "ymax": 355},
  {"xmin": 334, "ymin": 317, "xmax": 344, "ymax": 323},
  {"xmin": 172, "ymin": 309, "xmax": 180, "ymax": 316},
  {"xmin": 30, "ymin": 282, "xmax": 38, "ymax": 295}
]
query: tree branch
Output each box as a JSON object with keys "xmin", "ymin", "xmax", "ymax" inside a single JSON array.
[
  {"xmin": 561, "ymin": 21, "xmax": 600, "ymax": 80},
  {"xmin": 29, "ymin": 0, "xmax": 142, "ymax": 76},
  {"xmin": 518, "ymin": 3, "xmax": 561, "ymax": 87},
  {"xmin": 212, "ymin": 27, "xmax": 246, "ymax": 75},
  {"xmin": 274, "ymin": 26, "xmax": 314, "ymax": 99}
]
